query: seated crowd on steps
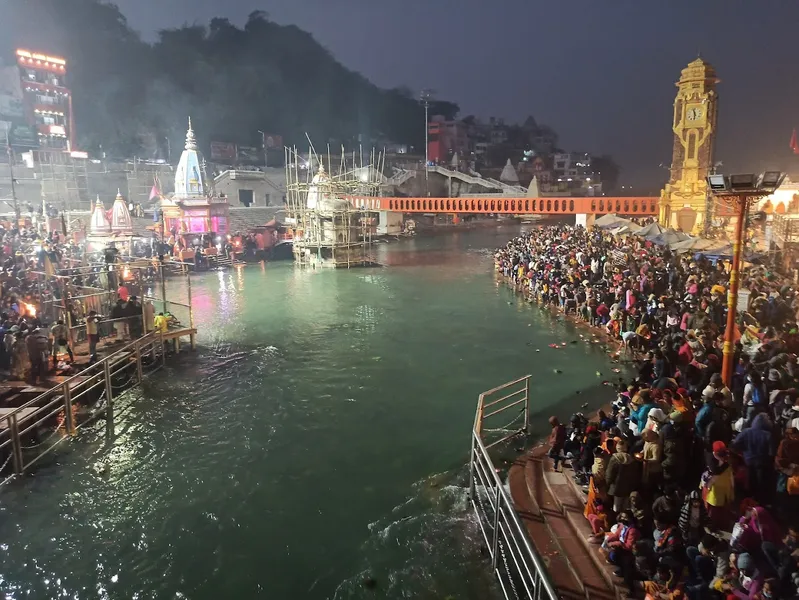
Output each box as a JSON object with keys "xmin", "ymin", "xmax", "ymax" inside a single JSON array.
[{"xmin": 497, "ymin": 225, "xmax": 799, "ymax": 600}]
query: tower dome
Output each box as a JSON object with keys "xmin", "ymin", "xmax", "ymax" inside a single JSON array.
[
  {"xmin": 499, "ymin": 159, "xmax": 520, "ymax": 185},
  {"xmin": 90, "ymin": 196, "xmax": 112, "ymax": 235},
  {"xmin": 111, "ymin": 189, "xmax": 133, "ymax": 234},
  {"xmin": 174, "ymin": 117, "xmax": 207, "ymax": 198}
]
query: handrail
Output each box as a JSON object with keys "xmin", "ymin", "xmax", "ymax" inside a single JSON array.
[
  {"xmin": 469, "ymin": 375, "xmax": 559, "ymax": 600},
  {"xmin": 0, "ymin": 330, "xmax": 168, "ymax": 484},
  {"xmin": 5, "ymin": 332, "xmax": 159, "ymax": 418}
]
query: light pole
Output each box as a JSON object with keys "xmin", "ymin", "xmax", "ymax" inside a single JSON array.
[
  {"xmin": 258, "ymin": 130, "xmax": 268, "ymax": 168},
  {"xmin": 5, "ymin": 129, "xmax": 20, "ymax": 223},
  {"xmin": 420, "ymin": 89, "xmax": 434, "ymax": 196},
  {"xmin": 707, "ymin": 171, "xmax": 785, "ymax": 385}
]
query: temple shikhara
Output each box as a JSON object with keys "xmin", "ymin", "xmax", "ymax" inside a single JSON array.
[
  {"xmin": 160, "ymin": 118, "xmax": 229, "ymax": 238},
  {"xmin": 86, "ymin": 190, "xmax": 134, "ymax": 249}
]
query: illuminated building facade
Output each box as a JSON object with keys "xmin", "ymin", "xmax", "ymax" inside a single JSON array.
[
  {"xmin": 659, "ymin": 58, "xmax": 719, "ymax": 234},
  {"xmin": 15, "ymin": 49, "xmax": 73, "ymax": 150}
]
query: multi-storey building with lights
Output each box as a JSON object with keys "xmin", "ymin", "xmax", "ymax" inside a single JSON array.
[{"xmin": 15, "ymin": 49, "xmax": 74, "ymax": 151}]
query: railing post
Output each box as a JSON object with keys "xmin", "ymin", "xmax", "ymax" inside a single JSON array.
[
  {"xmin": 104, "ymin": 359, "xmax": 114, "ymax": 440},
  {"xmin": 135, "ymin": 339, "xmax": 144, "ymax": 382},
  {"xmin": 491, "ymin": 484, "xmax": 501, "ymax": 569},
  {"xmin": 468, "ymin": 433, "xmax": 476, "ymax": 499},
  {"xmin": 524, "ymin": 376, "xmax": 530, "ymax": 435},
  {"xmin": 9, "ymin": 414, "xmax": 23, "ymax": 475},
  {"xmin": 160, "ymin": 331, "xmax": 166, "ymax": 366},
  {"xmin": 62, "ymin": 382, "xmax": 75, "ymax": 436}
]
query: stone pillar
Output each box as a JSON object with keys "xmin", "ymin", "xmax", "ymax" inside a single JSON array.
[
  {"xmin": 576, "ymin": 213, "xmax": 595, "ymax": 229},
  {"xmin": 377, "ymin": 211, "xmax": 403, "ymax": 235}
]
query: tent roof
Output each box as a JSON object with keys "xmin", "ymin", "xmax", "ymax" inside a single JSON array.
[
  {"xmin": 595, "ymin": 213, "xmax": 632, "ymax": 229},
  {"xmin": 634, "ymin": 222, "xmax": 665, "ymax": 237}
]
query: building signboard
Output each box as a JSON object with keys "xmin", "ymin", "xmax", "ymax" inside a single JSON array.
[
  {"xmin": 262, "ymin": 134, "xmax": 282, "ymax": 149},
  {"xmin": 237, "ymin": 145, "xmax": 261, "ymax": 164},
  {"xmin": 210, "ymin": 141, "xmax": 236, "ymax": 162}
]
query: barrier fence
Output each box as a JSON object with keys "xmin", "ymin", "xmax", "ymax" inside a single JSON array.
[
  {"xmin": 0, "ymin": 332, "xmax": 166, "ymax": 485},
  {"xmin": 469, "ymin": 376, "xmax": 558, "ymax": 600}
]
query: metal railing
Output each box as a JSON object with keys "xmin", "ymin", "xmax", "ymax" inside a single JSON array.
[
  {"xmin": 0, "ymin": 332, "xmax": 167, "ymax": 486},
  {"xmin": 468, "ymin": 375, "xmax": 558, "ymax": 600}
]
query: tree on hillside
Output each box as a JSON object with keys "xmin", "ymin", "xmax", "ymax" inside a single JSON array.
[{"xmin": 0, "ymin": 0, "xmax": 448, "ymax": 158}]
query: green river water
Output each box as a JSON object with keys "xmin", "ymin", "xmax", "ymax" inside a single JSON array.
[{"xmin": 0, "ymin": 226, "xmax": 620, "ymax": 599}]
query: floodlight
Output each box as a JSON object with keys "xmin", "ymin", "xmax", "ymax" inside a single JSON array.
[
  {"xmin": 707, "ymin": 174, "xmax": 727, "ymax": 192},
  {"xmin": 757, "ymin": 171, "xmax": 785, "ymax": 191},
  {"xmin": 728, "ymin": 174, "xmax": 757, "ymax": 190}
]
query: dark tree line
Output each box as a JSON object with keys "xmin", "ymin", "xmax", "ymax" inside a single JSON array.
[{"xmin": 1, "ymin": 1, "xmax": 459, "ymax": 159}]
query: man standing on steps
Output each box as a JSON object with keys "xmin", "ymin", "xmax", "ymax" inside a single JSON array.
[
  {"xmin": 548, "ymin": 416, "xmax": 567, "ymax": 471},
  {"xmin": 50, "ymin": 319, "xmax": 73, "ymax": 367}
]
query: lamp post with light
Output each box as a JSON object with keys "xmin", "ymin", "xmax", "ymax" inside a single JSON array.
[
  {"xmin": 420, "ymin": 89, "xmax": 434, "ymax": 197},
  {"xmin": 706, "ymin": 171, "xmax": 785, "ymax": 385}
]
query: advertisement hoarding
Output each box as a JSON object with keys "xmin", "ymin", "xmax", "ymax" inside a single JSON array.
[{"xmin": 209, "ymin": 141, "xmax": 236, "ymax": 162}]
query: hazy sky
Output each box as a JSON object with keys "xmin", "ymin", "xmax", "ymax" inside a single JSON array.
[{"xmin": 113, "ymin": 0, "xmax": 799, "ymax": 190}]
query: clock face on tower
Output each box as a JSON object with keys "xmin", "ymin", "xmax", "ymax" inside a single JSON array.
[{"xmin": 686, "ymin": 106, "xmax": 703, "ymax": 122}]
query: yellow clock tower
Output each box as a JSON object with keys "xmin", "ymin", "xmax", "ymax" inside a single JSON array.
[{"xmin": 659, "ymin": 58, "xmax": 720, "ymax": 233}]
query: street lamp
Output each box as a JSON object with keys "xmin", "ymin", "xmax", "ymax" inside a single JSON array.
[
  {"xmin": 420, "ymin": 89, "xmax": 434, "ymax": 196},
  {"xmin": 258, "ymin": 130, "xmax": 268, "ymax": 168},
  {"xmin": 706, "ymin": 171, "xmax": 786, "ymax": 385}
]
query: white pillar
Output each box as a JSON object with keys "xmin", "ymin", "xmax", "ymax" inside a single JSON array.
[{"xmin": 576, "ymin": 213, "xmax": 595, "ymax": 229}]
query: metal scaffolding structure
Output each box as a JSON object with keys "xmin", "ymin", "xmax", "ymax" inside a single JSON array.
[
  {"xmin": 33, "ymin": 150, "xmax": 90, "ymax": 213},
  {"xmin": 284, "ymin": 144, "xmax": 384, "ymax": 268}
]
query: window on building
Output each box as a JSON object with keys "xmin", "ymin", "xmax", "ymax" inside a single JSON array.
[
  {"xmin": 238, "ymin": 189, "xmax": 254, "ymax": 207},
  {"xmin": 264, "ymin": 193, "xmax": 271, "ymax": 206}
]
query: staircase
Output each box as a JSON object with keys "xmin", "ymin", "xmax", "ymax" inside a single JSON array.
[
  {"xmin": 508, "ymin": 446, "xmax": 626, "ymax": 600},
  {"xmin": 428, "ymin": 165, "xmax": 527, "ymax": 195}
]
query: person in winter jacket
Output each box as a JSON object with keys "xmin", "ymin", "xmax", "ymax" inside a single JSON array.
[
  {"xmin": 661, "ymin": 411, "xmax": 688, "ymax": 485},
  {"xmin": 732, "ymin": 413, "xmax": 775, "ymax": 505},
  {"xmin": 548, "ymin": 416, "xmax": 567, "ymax": 470},
  {"xmin": 775, "ymin": 424, "xmax": 799, "ymax": 505},
  {"xmin": 605, "ymin": 440, "xmax": 642, "ymax": 513},
  {"xmin": 678, "ymin": 490, "xmax": 710, "ymax": 547}
]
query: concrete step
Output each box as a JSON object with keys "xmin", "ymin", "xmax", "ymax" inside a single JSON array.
[
  {"xmin": 543, "ymin": 458, "xmax": 626, "ymax": 598},
  {"xmin": 532, "ymin": 456, "xmax": 618, "ymax": 600},
  {"xmin": 508, "ymin": 459, "xmax": 584, "ymax": 600}
]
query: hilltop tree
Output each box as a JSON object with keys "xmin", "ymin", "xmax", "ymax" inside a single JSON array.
[{"xmin": 0, "ymin": 0, "xmax": 456, "ymax": 159}]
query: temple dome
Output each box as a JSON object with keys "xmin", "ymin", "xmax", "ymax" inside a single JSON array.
[
  {"xmin": 499, "ymin": 159, "xmax": 520, "ymax": 185},
  {"xmin": 111, "ymin": 189, "xmax": 133, "ymax": 234},
  {"xmin": 90, "ymin": 196, "xmax": 112, "ymax": 235},
  {"xmin": 174, "ymin": 117, "xmax": 207, "ymax": 198}
]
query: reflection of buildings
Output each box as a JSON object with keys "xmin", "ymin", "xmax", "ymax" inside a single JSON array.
[
  {"xmin": 161, "ymin": 119, "xmax": 230, "ymax": 237},
  {"xmin": 659, "ymin": 58, "xmax": 720, "ymax": 233},
  {"xmin": 15, "ymin": 49, "xmax": 73, "ymax": 150}
]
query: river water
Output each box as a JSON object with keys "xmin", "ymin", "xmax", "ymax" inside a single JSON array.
[{"xmin": 0, "ymin": 226, "xmax": 620, "ymax": 599}]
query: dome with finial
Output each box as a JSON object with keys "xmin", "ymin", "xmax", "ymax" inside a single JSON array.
[
  {"xmin": 185, "ymin": 116, "xmax": 197, "ymax": 151},
  {"xmin": 111, "ymin": 189, "xmax": 133, "ymax": 234},
  {"xmin": 174, "ymin": 116, "xmax": 207, "ymax": 199},
  {"xmin": 90, "ymin": 196, "xmax": 112, "ymax": 235},
  {"xmin": 499, "ymin": 159, "xmax": 520, "ymax": 185}
]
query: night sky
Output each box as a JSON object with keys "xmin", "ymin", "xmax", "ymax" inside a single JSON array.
[{"xmin": 116, "ymin": 0, "xmax": 799, "ymax": 190}]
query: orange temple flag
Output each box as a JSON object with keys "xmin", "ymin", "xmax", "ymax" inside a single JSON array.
[{"xmin": 791, "ymin": 129, "xmax": 799, "ymax": 155}]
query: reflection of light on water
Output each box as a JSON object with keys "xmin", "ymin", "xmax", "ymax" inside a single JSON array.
[{"xmin": 235, "ymin": 264, "xmax": 245, "ymax": 289}]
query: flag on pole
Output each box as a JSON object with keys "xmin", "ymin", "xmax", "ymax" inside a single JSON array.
[
  {"xmin": 148, "ymin": 184, "xmax": 160, "ymax": 201},
  {"xmin": 791, "ymin": 129, "xmax": 799, "ymax": 155}
]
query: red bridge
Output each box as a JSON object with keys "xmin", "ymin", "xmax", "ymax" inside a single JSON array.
[{"xmin": 346, "ymin": 196, "xmax": 659, "ymax": 215}]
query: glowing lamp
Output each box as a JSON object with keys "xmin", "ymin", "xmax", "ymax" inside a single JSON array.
[{"xmin": 707, "ymin": 174, "xmax": 727, "ymax": 192}]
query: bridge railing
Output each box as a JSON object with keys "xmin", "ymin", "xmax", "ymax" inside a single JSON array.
[
  {"xmin": 469, "ymin": 375, "xmax": 558, "ymax": 600},
  {"xmin": 0, "ymin": 332, "xmax": 166, "ymax": 486},
  {"xmin": 347, "ymin": 195, "xmax": 659, "ymax": 215}
]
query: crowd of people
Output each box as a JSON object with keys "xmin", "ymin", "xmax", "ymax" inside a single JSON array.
[
  {"xmin": 0, "ymin": 222, "xmax": 179, "ymax": 383},
  {"xmin": 497, "ymin": 224, "xmax": 799, "ymax": 600}
]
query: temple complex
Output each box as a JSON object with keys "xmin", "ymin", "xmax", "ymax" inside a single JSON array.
[{"xmin": 160, "ymin": 118, "xmax": 229, "ymax": 238}]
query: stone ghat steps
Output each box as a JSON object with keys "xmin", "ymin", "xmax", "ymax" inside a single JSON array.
[{"xmin": 508, "ymin": 445, "xmax": 623, "ymax": 600}]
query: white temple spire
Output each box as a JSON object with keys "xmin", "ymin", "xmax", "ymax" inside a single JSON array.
[{"xmin": 185, "ymin": 116, "xmax": 197, "ymax": 151}]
